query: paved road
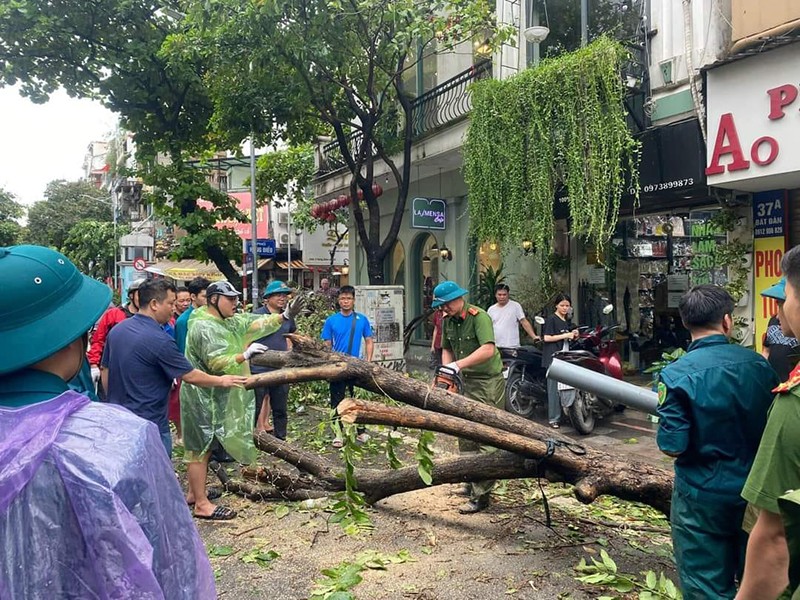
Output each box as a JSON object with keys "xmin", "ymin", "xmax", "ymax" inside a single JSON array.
[{"xmin": 561, "ymin": 407, "xmax": 669, "ymax": 468}]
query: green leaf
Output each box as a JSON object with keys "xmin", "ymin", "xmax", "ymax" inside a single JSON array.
[
  {"xmin": 645, "ymin": 571, "xmax": 657, "ymax": 589},
  {"xmin": 209, "ymin": 545, "xmax": 234, "ymax": 557},
  {"xmin": 600, "ymin": 549, "xmax": 617, "ymax": 574},
  {"xmin": 274, "ymin": 504, "xmax": 291, "ymax": 519}
]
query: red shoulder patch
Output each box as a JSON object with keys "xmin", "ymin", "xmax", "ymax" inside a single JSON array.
[
  {"xmin": 467, "ymin": 307, "xmax": 480, "ymax": 316},
  {"xmin": 773, "ymin": 364, "xmax": 800, "ymax": 394}
]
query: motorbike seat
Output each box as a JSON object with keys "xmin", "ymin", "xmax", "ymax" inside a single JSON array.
[{"xmin": 554, "ymin": 350, "xmax": 596, "ymax": 361}]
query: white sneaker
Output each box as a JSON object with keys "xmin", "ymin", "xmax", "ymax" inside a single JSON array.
[{"xmin": 356, "ymin": 432, "xmax": 370, "ymax": 444}]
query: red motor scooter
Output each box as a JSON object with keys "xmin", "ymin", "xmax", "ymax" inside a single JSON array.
[{"xmin": 554, "ymin": 306, "xmax": 624, "ymax": 434}]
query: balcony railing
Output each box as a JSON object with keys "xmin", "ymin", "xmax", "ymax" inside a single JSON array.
[{"xmin": 318, "ymin": 59, "xmax": 492, "ymax": 176}]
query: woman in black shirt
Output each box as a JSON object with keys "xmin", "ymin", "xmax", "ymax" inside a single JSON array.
[{"xmin": 542, "ymin": 293, "xmax": 579, "ymax": 428}]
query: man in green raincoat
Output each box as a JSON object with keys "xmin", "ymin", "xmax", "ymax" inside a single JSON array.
[{"xmin": 181, "ymin": 281, "xmax": 304, "ymax": 520}]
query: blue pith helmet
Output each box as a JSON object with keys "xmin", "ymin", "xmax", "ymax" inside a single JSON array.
[
  {"xmin": 761, "ymin": 277, "xmax": 786, "ymax": 301},
  {"xmin": 432, "ymin": 280, "xmax": 468, "ymax": 308},
  {"xmin": 0, "ymin": 245, "xmax": 112, "ymax": 375},
  {"xmin": 264, "ymin": 280, "xmax": 291, "ymax": 298}
]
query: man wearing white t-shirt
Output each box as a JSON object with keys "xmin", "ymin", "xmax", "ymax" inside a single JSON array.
[{"xmin": 487, "ymin": 284, "xmax": 539, "ymax": 348}]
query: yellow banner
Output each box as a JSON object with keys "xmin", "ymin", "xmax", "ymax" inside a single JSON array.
[{"xmin": 753, "ymin": 237, "xmax": 787, "ymax": 353}]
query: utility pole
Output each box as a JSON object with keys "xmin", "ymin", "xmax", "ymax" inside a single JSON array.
[
  {"xmin": 250, "ymin": 136, "xmax": 258, "ymax": 304},
  {"xmin": 580, "ymin": 0, "xmax": 589, "ymax": 47},
  {"xmin": 112, "ymin": 180, "xmax": 118, "ymax": 295}
]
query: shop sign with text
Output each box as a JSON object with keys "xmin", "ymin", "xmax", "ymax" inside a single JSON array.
[
  {"xmin": 706, "ymin": 44, "xmax": 800, "ymax": 190},
  {"xmin": 411, "ymin": 197, "xmax": 446, "ymax": 230},
  {"xmin": 753, "ymin": 190, "xmax": 788, "ymax": 352}
]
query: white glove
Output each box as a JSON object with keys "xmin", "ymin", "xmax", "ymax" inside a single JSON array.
[
  {"xmin": 243, "ymin": 343, "xmax": 269, "ymax": 360},
  {"xmin": 90, "ymin": 366, "xmax": 101, "ymax": 382},
  {"xmin": 444, "ymin": 362, "xmax": 460, "ymax": 373}
]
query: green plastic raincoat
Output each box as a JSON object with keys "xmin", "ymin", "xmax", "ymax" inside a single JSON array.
[{"xmin": 180, "ymin": 307, "xmax": 283, "ymax": 464}]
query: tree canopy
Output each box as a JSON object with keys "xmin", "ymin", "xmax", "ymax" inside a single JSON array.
[
  {"xmin": 62, "ymin": 220, "xmax": 130, "ymax": 280},
  {"xmin": 25, "ymin": 181, "xmax": 112, "ymax": 249},
  {"xmin": 195, "ymin": 0, "xmax": 511, "ymax": 282},
  {"xmin": 0, "ymin": 188, "xmax": 24, "ymax": 247}
]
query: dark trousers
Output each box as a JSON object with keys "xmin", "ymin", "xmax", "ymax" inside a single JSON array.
[
  {"xmin": 254, "ymin": 384, "xmax": 289, "ymax": 440},
  {"xmin": 330, "ymin": 379, "xmax": 364, "ymax": 435},
  {"xmin": 670, "ymin": 483, "xmax": 748, "ymax": 599}
]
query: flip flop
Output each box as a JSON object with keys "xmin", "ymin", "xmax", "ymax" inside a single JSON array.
[
  {"xmin": 195, "ymin": 505, "xmax": 237, "ymax": 520},
  {"xmin": 187, "ymin": 487, "xmax": 222, "ymax": 506}
]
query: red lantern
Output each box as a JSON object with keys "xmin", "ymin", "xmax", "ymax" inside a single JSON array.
[
  {"xmin": 326, "ymin": 213, "xmax": 336, "ymax": 222},
  {"xmin": 343, "ymin": 196, "xmax": 352, "ymax": 206},
  {"xmin": 337, "ymin": 194, "xmax": 348, "ymax": 208},
  {"xmin": 311, "ymin": 205, "xmax": 320, "ymax": 218},
  {"xmin": 371, "ymin": 183, "xmax": 383, "ymax": 198},
  {"xmin": 356, "ymin": 188, "xmax": 364, "ymax": 201},
  {"xmin": 326, "ymin": 200, "xmax": 336, "ymax": 212}
]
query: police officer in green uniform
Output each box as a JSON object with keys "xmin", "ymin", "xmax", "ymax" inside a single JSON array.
[
  {"xmin": 656, "ymin": 285, "xmax": 778, "ymax": 599},
  {"xmin": 433, "ymin": 280, "xmax": 506, "ymax": 514},
  {"xmin": 739, "ymin": 250, "xmax": 800, "ymax": 600}
]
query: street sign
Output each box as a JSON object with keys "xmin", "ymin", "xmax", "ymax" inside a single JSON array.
[
  {"xmin": 132, "ymin": 257, "xmax": 147, "ymax": 271},
  {"xmin": 244, "ymin": 238, "xmax": 277, "ymax": 257},
  {"xmin": 244, "ymin": 252, "xmax": 254, "ymax": 272}
]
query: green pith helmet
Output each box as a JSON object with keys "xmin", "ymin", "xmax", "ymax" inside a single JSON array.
[
  {"xmin": 263, "ymin": 280, "xmax": 291, "ymax": 298},
  {"xmin": 431, "ymin": 281, "xmax": 468, "ymax": 308},
  {"xmin": 0, "ymin": 245, "xmax": 112, "ymax": 375}
]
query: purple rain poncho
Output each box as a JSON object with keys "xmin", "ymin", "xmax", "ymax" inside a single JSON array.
[{"xmin": 0, "ymin": 391, "xmax": 215, "ymax": 599}]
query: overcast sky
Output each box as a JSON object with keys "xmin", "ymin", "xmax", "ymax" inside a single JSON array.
[{"xmin": 0, "ymin": 86, "xmax": 118, "ymax": 207}]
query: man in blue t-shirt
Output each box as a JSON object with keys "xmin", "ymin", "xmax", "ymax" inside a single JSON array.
[
  {"xmin": 101, "ymin": 279, "xmax": 246, "ymax": 457},
  {"xmin": 251, "ymin": 280, "xmax": 297, "ymax": 439},
  {"xmin": 321, "ymin": 285, "xmax": 373, "ymax": 446}
]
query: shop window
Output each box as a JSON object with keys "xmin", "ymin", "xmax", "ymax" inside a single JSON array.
[
  {"xmin": 402, "ymin": 41, "xmax": 438, "ymax": 98},
  {"xmin": 478, "ymin": 241, "xmax": 502, "ymax": 274},
  {"xmin": 390, "ymin": 240, "xmax": 405, "ymax": 287},
  {"xmin": 413, "ymin": 234, "xmax": 440, "ymax": 341},
  {"xmin": 613, "ymin": 209, "xmax": 726, "ymax": 366},
  {"xmin": 527, "ymin": 0, "xmax": 645, "ymax": 63}
]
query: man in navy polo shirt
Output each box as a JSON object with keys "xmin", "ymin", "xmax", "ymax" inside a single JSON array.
[
  {"xmin": 101, "ymin": 279, "xmax": 246, "ymax": 457},
  {"xmin": 321, "ymin": 285, "xmax": 373, "ymax": 446},
  {"xmin": 251, "ymin": 280, "xmax": 297, "ymax": 438}
]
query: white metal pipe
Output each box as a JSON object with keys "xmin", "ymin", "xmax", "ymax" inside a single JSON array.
[{"xmin": 547, "ymin": 358, "xmax": 659, "ymax": 415}]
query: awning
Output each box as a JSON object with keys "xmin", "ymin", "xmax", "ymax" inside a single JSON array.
[
  {"xmin": 145, "ymin": 259, "xmax": 240, "ymax": 281},
  {"xmin": 275, "ymin": 260, "xmax": 307, "ymax": 270}
]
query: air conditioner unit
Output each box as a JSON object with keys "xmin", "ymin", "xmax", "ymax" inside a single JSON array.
[
  {"xmin": 279, "ymin": 233, "xmax": 291, "ymax": 246},
  {"xmin": 277, "ymin": 212, "xmax": 290, "ymax": 225}
]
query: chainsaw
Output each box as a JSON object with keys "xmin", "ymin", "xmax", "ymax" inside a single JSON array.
[{"xmin": 432, "ymin": 365, "xmax": 463, "ymax": 395}]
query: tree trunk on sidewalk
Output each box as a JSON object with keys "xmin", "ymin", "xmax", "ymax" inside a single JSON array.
[{"xmin": 246, "ymin": 336, "xmax": 674, "ymax": 514}]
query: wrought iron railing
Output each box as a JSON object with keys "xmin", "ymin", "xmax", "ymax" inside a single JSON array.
[{"xmin": 318, "ymin": 60, "xmax": 492, "ymax": 176}]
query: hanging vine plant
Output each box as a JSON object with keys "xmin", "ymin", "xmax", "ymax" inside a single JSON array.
[{"xmin": 464, "ymin": 36, "xmax": 640, "ymax": 278}]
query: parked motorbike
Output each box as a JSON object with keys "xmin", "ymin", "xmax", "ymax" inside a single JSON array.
[
  {"xmin": 500, "ymin": 344, "xmax": 548, "ymax": 419},
  {"xmin": 555, "ymin": 304, "xmax": 624, "ymax": 434}
]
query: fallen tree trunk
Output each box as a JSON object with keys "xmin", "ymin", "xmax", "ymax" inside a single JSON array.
[
  {"xmin": 248, "ymin": 336, "xmax": 674, "ymax": 514},
  {"xmin": 251, "ymin": 421, "xmax": 671, "ymax": 513}
]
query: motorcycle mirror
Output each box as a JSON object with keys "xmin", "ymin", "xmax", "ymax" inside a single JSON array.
[
  {"xmin": 602, "ymin": 304, "xmax": 614, "ymax": 315},
  {"xmin": 534, "ymin": 316, "xmax": 546, "ymax": 325}
]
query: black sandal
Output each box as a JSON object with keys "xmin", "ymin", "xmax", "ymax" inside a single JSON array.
[
  {"xmin": 195, "ymin": 505, "xmax": 237, "ymax": 520},
  {"xmin": 187, "ymin": 486, "xmax": 222, "ymax": 505}
]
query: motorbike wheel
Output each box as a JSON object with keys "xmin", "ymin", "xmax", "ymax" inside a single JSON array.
[
  {"xmin": 568, "ymin": 390, "xmax": 597, "ymax": 435},
  {"xmin": 505, "ymin": 372, "xmax": 536, "ymax": 419}
]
